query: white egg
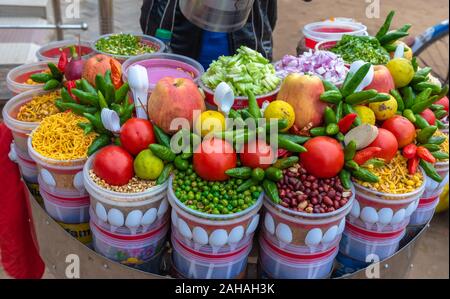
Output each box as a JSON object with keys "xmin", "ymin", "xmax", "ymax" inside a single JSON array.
[
  {"xmin": 264, "ymin": 213, "xmax": 275, "ymax": 235},
  {"xmin": 228, "ymin": 226, "xmax": 244, "ymax": 244},
  {"xmin": 125, "ymin": 210, "xmax": 143, "ymax": 228},
  {"xmin": 73, "ymin": 171, "xmax": 85, "ymax": 193},
  {"xmin": 276, "ymin": 223, "xmax": 293, "ymax": 244},
  {"xmin": 246, "ymin": 214, "xmax": 260, "ymax": 236},
  {"xmin": 40, "ymin": 169, "xmax": 56, "ymax": 187},
  {"xmin": 322, "ymin": 226, "xmax": 338, "ymax": 243},
  {"xmin": 157, "ymin": 199, "xmax": 169, "ymax": 218},
  {"xmin": 405, "ymin": 201, "xmax": 417, "ymax": 217},
  {"xmin": 209, "ymin": 229, "xmax": 228, "ymax": 247},
  {"xmin": 391, "ymin": 209, "xmax": 406, "ymax": 224},
  {"xmin": 177, "ymin": 218, "xmax": 192, "ymax": 239},
  {"xmin": 350, "ymin": 200, "xmax": 361, "ymax": 218},
  {"xmin": 361, "ymin": 207, "xmax": 379, "ymax": 224},
  {"xmin": 141, "ymin": 208, "xmax": 157, "ymax": 226},
  {"xmin": 95, "ymin": 202, "xmax": 108, "ymax": 222},
  {"xmin": 107, "ymin": 208, "xmax": 124, "ymax": 227},
  {"xmin": 171, "ymin": 209, "xmax": 178, "ymax": 228},
  {"xmin": 192, "ymin": 227, "xmax": 208, "ymax": 245},
  {"xmin": 338, "ymin": 218, "xmax": 346, "ymax": 234},
  {"xmin": 305, "ymin": 228, "xmax": 323, "ymax": 246},
  {"xmin": 378, "ymin": 208, "xmax": 393, "ymax": 224}
]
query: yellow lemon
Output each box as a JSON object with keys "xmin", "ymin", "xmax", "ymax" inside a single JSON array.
[
  {"xmin": 194, "ymin": 110, "xmax": 226, "ymax": 137},
  {"xmin": 436, "ymin": 183, "xmax": 449, "ymax": 213},
  {"xmin": 353, "ymin": 105, "xmax": 376, "ymax": 125},
  {"xmin": 134, "ymin": 149, "xmax": 164, "ymax": 180},
  {"xmin": 386, "ymin": 57, "xmax": 415, "ymax": 88},
  {"xmin": 263, "ymin": 100, "xmax": 295, "ymax": 132},
  {"xmin": 369, "ymin": 95, "xmax": 398, "ymax": 121}
]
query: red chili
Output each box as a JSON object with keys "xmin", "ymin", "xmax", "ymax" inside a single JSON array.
[
  {"xmin": 408, "ymin": 157, "xmax": 420, "ymax": 175},
  {"xmin": 338, "ymin": 113, "xmax": 358, "ymax": 134},
  {"xmin": 416, "ymin": 146, "xmax": 436, "ymax": 164},
  {"xmin": 57, "ymin": 50, "xmax": 68, "ymax": 72},
  {"xmin": 110, "ymin": 59, "xmax": 123, "ymax": 89},
  {"xmin": 65, "ymin": 80, "xmax": 77, "ymax": 99},
  {"xmin": 402, "ymin": 143, "xmax": 417, "ymax": 159},
  {"xmin": 353, "ymin": 147, "xmax": 382, "ymax": 165}
]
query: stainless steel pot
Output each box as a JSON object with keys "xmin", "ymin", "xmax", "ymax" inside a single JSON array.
[{"xmin": 179, "ymin": 0, "xmax": 255, "ymax": 32}]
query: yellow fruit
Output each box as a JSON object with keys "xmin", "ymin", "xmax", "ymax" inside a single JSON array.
[
  {"xmin": 436, "ymin": 183, "xmax": 449, "ymax": 213},
  {"xmin": 369, "ymin": 95, "xmax": 398, "ymax": 121},
  {"xmin": 353, "ymin": 105, "xmax": 376, "ymax": 125},
  {"xmin": 386, "ymin": 57, "xmax": 415, "ymax": 88},
  {"xmin": 134, "ymin": 149, "xmax": 164, "ymax": 180},
  {"xmin": 263, "ymin": 100, "xmax": 295, "ymax": 132},
  {"xmin": 389, "ymin": 41, "xmax": 413, "ymax": 61},
  {"xmin": 194, "ymin": 110, "xmax": 226, "ymax": 137}
]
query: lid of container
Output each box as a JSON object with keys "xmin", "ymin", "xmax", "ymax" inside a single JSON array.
[
  {"xmin": 345, "ymin": 221, "xmax": 405, "ymax": 239},
  {"xmin": 155, "ymin": 29, "xmax": 172, "ymax": 40}
]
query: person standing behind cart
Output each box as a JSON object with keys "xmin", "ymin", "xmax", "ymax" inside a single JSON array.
[{"xmin": 140, "ymin": 0, "xmax": 278, "ymax": 69}]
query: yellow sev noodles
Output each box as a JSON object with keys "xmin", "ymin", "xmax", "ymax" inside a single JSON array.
[
  {"xmin": 31, "ymin": 112, "xmax": 98, "ymax": 160},
  {"xmin": 17, "ymin": 91, "xmax": 60, "ymax": 122}
]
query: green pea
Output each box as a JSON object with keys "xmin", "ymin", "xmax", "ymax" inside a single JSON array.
[{"xmin": 238, "ymin": 199, "xmax": 245, "ymax": 206}]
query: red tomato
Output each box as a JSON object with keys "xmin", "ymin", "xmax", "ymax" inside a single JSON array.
[
  {"xmin": 435, "ymin": 96, "xmax": 449, "ymax": 116},
  {"xmin": 382, "ymin": 116, "xmax": 416, "ymax": 148},
  {"xmin": 93, "ymin": 145, "xmax": 134, "ymax": 186},
  {"xmin": 369, "ymin": 128, "xmax": 398, "ymax": 162},
  {"xmin": 299, "ymin": 136, "xmax": 344, "ymax": 179},
  {"xmin": 120, "ymin": 118, "xmax": 155, "ymax": 155},
  {"xmin": 240, "ymin": 139, "xmax": 276, "ymax": 170},
  {"xmin": 420, "ymin": 108, "xmax": 436, "ymax": 126},
  {"xmin": 193, "ymin": 138, "xmax": 237, "ymax": 181}
]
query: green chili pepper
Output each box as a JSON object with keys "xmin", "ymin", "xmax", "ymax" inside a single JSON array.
[
  {"xmin": 417, "ymin": 126, "xmax": 437, "ymax": 144},
  {"xmin": 98, "ymin": 91, "xmax": 108, "ymax": 109},
  {"xmin": 277, "ymin": 135, "xmax": 307, "ymax": 153},
  {"xmin": 345, "ymin": 89, "xmax": 378, "ymax": 105},
  {"xmin": 81, "ymin": 79, "xmax": 97, "ymax": 95},
  {"xmin": 87, "ymin": 134, "xmax": 111, "ymax": 156},
  {"xmin": 43, "ymin": 79, "xmax": 60, "ymax": 90},
  {"xmin": 115, "ymin": 82, "xmax": 130, "ymax": 104},
  {"xmin": 436, "ymin": 119, "xmax": 446, "ymax": 129},
  {"xmin": 77, "ymin": 122, "xmax": 94, "ymax": 135},
  {"xmin": 403, "ymin": 109, "xmax": 416, "ymax": 123},
  {"xmin": 71, "ymin": 88, "xmax": 99, "ymax": 107},
  {"xmin": 345, "ymin": 160, "xmax": 360, "ymax": 171},
  {"xmin": 326, "ymin": 123, "xmax": 340, "ymax": 135},
  {"xmin": 47, "ymin": 62, "xmax": 63, "ymax": 80},
  {"xmin": 310, "ymin": 127, "xmax": 326, "ymax": 136},
  {"xmin": 375, "ymin": 10, "xmax": 395, "ymax": 40},
  {"xmin": 324, "ymin": 107, "xmax": 337, "ymax": 125},
  {"xmin": 58, "ymin": 102, "xmax": 97, "ymax": 116},
  {"xmin": 153, "ymin": 124, "xmax": 171, "ymax": 148},
  {"xmin": 414, "ymin": 114, "xmax": 430, "ymax": 129},
  {"xmin": 431, "ymin": 151, "xmax": 449, "ymax": 160},
  {"xmin": 345, "ymin": 140, "xmax": 357, "ymax": 161},
  {"xmin": 61, "ymin": 87, "xmax": 76, "ymax": 103},
  {"xmin": 83, "ymin": 112, "xmax": 107, "ymax": 133},
  {"xmin": 339, "ymin": 169, "xmax": 352, "ymax": 190},
  {"xmin": 422, "ymin": 144, "xmax": 441, "ymax": 152},
  {"xmin": 419, "ymin": 160, "xmax": 443, "ymax": 183},
  {"xmin": 247, "ymin": 90, "xmax": 261, "ymax": 119},
  {"xmin": 401, "ymin": 86, "xmax": 415, "ymax": 109},
  {"xmin": 335, "ymin": 101, "xmax": 344, "ymax": 121},
  {"xmin": 95, "ymin": 74, "xmax": 107, "ymax": 96},
  {"xmin": 156, "ymin": 163, "xmax": 173, "ymax": 185},
  {"xmin": 30, "ymin": 73, "xmax": 53, "ymax": 83},
  {"xmin": 390, "ymin": 89, "xmax": 404, "ymax": 111}
]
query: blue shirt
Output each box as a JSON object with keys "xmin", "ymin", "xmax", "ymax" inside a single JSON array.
[{"xmin": 198, "ymin": 30, "xmax": 231, "ymax": 69}]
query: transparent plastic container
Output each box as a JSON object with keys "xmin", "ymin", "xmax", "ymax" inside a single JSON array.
[
  {"xmin": 349, "ymin": 170, "xmax": 425, "ymax": 231},
  {"xmin": 91, "ymin": 215, "xmax": 169, "ymax": 272},
  {"xmin": 262, "ymin": 185, "xmax": 354, "ymax": 253},
  {"xmin": 171, "ymin": 233, "xmax": 252, "ymax": 279},
  {"xmin": 339, "ymin": 221, "xmax": 405, "ymax": 262},
  {"xmin": 15, "ymin": 145, "xmax": 38, "ymax": 184},
  {"xmin": 332, "ymin": 252, "xmax": 371, "ymax": 278},
  {"xmin": 409, "ymin": 195, "xmax": 440, "ymax": 226},
  {"xmin": 423, "ymin": 161, "xmax": 449, "ymax": 198},
  {"xmin": 92, "ymin": 33, "xmax": 166, "ymax": 63},
  {"xmin": 168, "ymin": 177, "xmax": 262, "ymax": 252},
  {"xmin": 28, "ymin": 135, "xmax": 88, "ymax": 197},
  {"xmin": 2, "ymin": 89, "xmax": 56, "ymax": 156},
  {"xmin": 259, "ymin": 234, "xmax": 338, "ymax": 279},
  {"xmin": 83, "ymin": 155, "xmax": 170, "ymax": 233},
  {"xmin": 303, "ymin": 21, "xmax": 368, "ymax": 49},
  {"xmin": 36, "ymin": 39, "xmax": 94, "ymax": 61},
  {"xmin": 6, "ymin": 61, "xmax": 50, "ymax": 94},
  {"xmin": 39, "ymin": 175, "xmax": 90, "ymax": 224}
]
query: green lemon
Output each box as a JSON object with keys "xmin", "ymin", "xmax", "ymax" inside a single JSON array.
[{"xmin": 134, "ymin": 149, "xmax": 164, "ymax": 180}]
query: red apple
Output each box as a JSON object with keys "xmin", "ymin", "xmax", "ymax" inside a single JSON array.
[
  {"xmin": 382, "ymin": 116, "xmax": 416, "ymax": 149},
  {"xmin": 420, "ymin": 108, "xmax": 436, "ymax": 126},
  {"xmin": 369, "ymin": 128, "xmax": 398, "ymax": 162},
  {"xmin": 434, "ymin": 96, "xmax": 449, "ymax": 117},
  {"xmin": 364, "ymin": 65, "xmax": 396, "ymax": 94}
]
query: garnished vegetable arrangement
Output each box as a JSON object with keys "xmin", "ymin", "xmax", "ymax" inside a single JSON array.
[{"xmin": 95, "ymin": 33, "xmax": 158, "ymax": 56}]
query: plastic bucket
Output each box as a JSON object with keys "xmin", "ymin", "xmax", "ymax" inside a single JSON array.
[
  {"xmin": 409, "ymin": 195, "xmax": 440, "ymax": 226},
  {"xmin": 92, "ymin": 33, "xmax": 166, "ymax": 63},
  {"xmin": 349, "ymin": 170, "xmax": 425, "ymax": 232},
  {"xmin": 332, "ymin": 252, "xmax": 370, "ymax": 278},
  {"xmin": 423, "ymin": 161, "xmax": 449, "ymax": 198},
  {"xmin": 259, "ymin": 234, "xmax": 338, "ymax": 279},
  {"xmin": 91, "ymin": 215, "xmax": 169, "ymax": 272},
  {"xmin": 6, "ymin": 61, "xmax": 51, "ymax": 94},
  {"xmin": 339, "ymin": 221, "xmax": 405, "ymax": 262},
  {"xmin": 303, "ymin": 21, "xmax": 367, "ymax": 49},
  {"xmin": 28, "ymin": 135, "xmax": 88, "ymax": 197},
  {"xmin": 14, "ymin": 144, "xmax": 38, "ymax": 184},
  {"xmin": 39, "ymin": 175, "xmax": 90, "ymax": 224},
  {"xmin": 261, "ymin": 185, "xmax": 354, "ymax": 253},
  {"xmin": 36, "ymin": 39, "xmax": 94, "ymax": 62},
  {"xmin": 171, "ymin": 232, "xmax": 252, "ymax": 279},
  {"xmin": 2, "ymin": 89, "xmax": 58, "ymax": 156},
  {"xmin": 83, "ymin": 155, "xmax": 170, "ymax": 234},
  {"xmin": 168, "ymin": 177, "xmax": 262, "ymax": 252}
]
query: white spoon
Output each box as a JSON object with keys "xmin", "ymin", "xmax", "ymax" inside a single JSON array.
[
  {"xmin": 127, "ymin": 65, "xmax": 149, "ymax": 119},
  {"xmin": 348, "ymin": 60, "xmax": 374, "ymax": 92},
  {"xmin": 214, "ymin": 82, "xmax": 235, "ymax": 116},
  {"xmin": 394, "ymin": 43, "xmax": 405, "ymax": 59}
]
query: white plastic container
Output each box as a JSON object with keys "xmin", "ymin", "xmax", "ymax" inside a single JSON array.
[
  {"xmin": 339, "ymin": 221, "xmax": 405, "ymax": 262},
  {"xmin": 422, "ymin": 161, "xmax": 449, "ymax": 198},
  {"xmin": 91, "ymin": 215, "xmax": 169, "ymax": 271},
  {"xmin": 259, "ymin": 234, "xmax": 338, "ymax": 279},
  {"xmin": 168, "ymin": 177, "xmax": 262, "ymax": 252},
  {"xmin": 36, "ymin": 39, "xmax": 94, "ymax": 61},
  {"xmin": 261, "ymin": 185, "xmax": 354, "ymax": 253},
  {"xmin": 409, "ymin": 195, "xmax": 440, "ymax": 226},
  {"xmin": 171, "ymin": 233, "xmax": 251, "ymax": 279},
  {"xmin": 39, "ymin": 175, "xmax": 90, "ymax": 224},
  {"xmin": 15, "ymin": 145, "xmax": 38, "ymax": 184},
  {"xmin": 28, "ymin": 136, "xmax": 87, "ymax": 197},
  {"xmin": 349, "ymin": 171, "xmax": 425, "ymax": 232},
  {"xmin": 303, "ymin": 21, "xmax": 367, "ymax": 49},
  {"xmin": 83, "ymin": 155, "xmax": 170, "ymax": 234},
  {"xmin": 6, "ymin": 61, "xmax": 50, "ymax": 94}
]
